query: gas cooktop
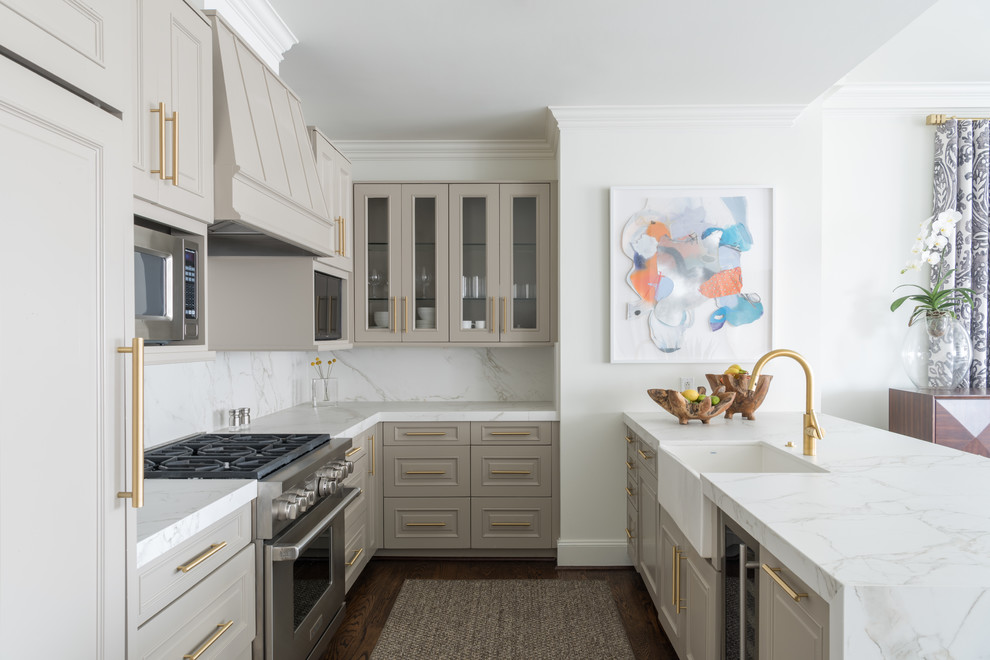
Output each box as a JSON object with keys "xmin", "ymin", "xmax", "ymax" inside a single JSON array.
[{"xmin": 144, "ymin": 433, "xmax": 331, "ymax": 480}]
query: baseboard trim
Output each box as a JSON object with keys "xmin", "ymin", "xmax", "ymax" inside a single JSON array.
[{"xmin": 556, "ymin": 539, "xmax": 632, "ymax": 567}]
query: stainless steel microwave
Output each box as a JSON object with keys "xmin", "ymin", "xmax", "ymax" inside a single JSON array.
[{"xmin": 134, "ymin": 222, "xmax": 201, "ymax": 344}]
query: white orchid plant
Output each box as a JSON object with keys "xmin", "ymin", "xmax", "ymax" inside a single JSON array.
[{"xmin": 891, "ymin": 209, "xmax": 975, "ymax": 326}]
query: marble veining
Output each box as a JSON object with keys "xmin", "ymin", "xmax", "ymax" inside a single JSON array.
[
  {"xmin": 624, "ymin": 410, "xmax": 990, "ymax": 659},
  {"xmin": 136, "ymin": 479, "xmax": 257, "ymax": 568}
]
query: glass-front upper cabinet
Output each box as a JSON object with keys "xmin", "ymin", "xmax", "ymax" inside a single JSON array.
[
  {"xmin": 449, "ymin": 183, "xmax": 550, "ymax": 343},
  {"xmin": 354, "ymin": 183, "xmax": 448, "ymax": 343}
]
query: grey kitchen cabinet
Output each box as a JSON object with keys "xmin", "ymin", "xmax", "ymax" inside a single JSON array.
[
  {"xmin": 354, "ymin": 184, "xmax": 450, "ymax": 343},
  {"xmin": 132, "ymin": 0, "xmax": 214, "ymax": 225},
  {"xmin": 382, "ymin": 421, "xmax": 558, "ymax": 552},
  {"xmin": 0, "ymin": 0, "xmax": 126, "ymax": 111},
  {"xmin": 759, "ymin": 548, "xmax": 828, "ymax": 660},
  {"xmin": 625, "ymin": 433, "xmax": 639, "ymax": 566},
  {"xmin": 134, "ymin": 503, "xmax": 256, "ymax": 658},
  {"xmin": 342, "ymin": 426, "xmax": 381, "ymax": 592},
  {"xmin": 311, "ymin": 127, "xmax": 353, "ymax": 272},
  {"xmin": 0, "ymin": 53, "xmax": 131, "ymax": 658}
]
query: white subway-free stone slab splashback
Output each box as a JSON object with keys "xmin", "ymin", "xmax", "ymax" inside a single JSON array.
[{"xmin": 144, "ymin": 347, "xmax": 554, "ymax": 447}]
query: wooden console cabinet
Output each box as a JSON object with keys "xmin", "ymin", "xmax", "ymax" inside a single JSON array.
[{"xmin": 889, "ymin": 387, "xmax": 990, "ymax": 456}]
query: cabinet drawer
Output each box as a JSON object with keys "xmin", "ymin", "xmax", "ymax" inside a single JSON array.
[
  {"xmin": 383, "ymin": 422, "xmax": 470, "ymax": 445},
  {"xmin": 344, "ymin": 482, "xmax": 369, "ymax": 530},
  {"xmin": 626, "ymin": 471, "xmax": 638, "ymax": 511},
  {"xmin": 384, "ymin": 497, "xmax": 470, "ymax": 548},
  {"xmin": 625, "ymin": 430, "xmax": 639, "ymax": 463},
  {"xmin": 471, "ymin": 497, "xmax": 551, "ymax": 549},
  {"xmin": 384, "ymin": 445, "xmax": 470, "ymax": 497},
  {"xmin": 471, "ymin": 445, "xmax": 551, "ymax": 497},
  {"xmin": 343, "ymin": 518, "xmax": 370, "ymax": 592},
  {"xmin": 136, "ymin": 502, "xmax": 252, "ymax": 624},
  {"xmin": 135, "ymin": 543, "xmax": 255, "ymax": 660},
  {"xmin": 635, "ymin": 441, "xmax": 658, "ymax": 479},
  {"xmin": 473, "ymin": 421, "xmax": 551, "ymax": 445}
]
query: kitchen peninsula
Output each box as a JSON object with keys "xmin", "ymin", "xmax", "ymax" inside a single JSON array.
[{"xmin": 625, "ymin": 411, "xmax": 990, "ymax": 659}]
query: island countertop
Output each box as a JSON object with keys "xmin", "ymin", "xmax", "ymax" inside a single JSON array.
[{"xmin": 623, "ymin": 410, "xmax": 990, "ymax": 659}]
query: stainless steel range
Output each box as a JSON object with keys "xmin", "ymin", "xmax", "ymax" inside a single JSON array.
[{"xmin": 145, "ymin": 432, "xmax": 359, "ymax": 660}]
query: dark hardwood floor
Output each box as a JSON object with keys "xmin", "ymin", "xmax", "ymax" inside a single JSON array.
[{"xmin": 322, "ymin": 558, "xmax": 678, "ymax": 660}]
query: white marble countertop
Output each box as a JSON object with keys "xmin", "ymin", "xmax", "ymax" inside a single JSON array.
[
  {"xmin": 138, "ymin": 401, "xmax": 557, "ymax": 567},
  {"xmin": 624, "ymin": 410, "xmax": 990, "ymax": 659}
]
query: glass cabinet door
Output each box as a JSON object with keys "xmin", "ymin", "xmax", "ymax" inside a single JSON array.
[
  {"xmin": 500, "ymin": 184, "xmax": 551, "ymax": 342},
  {"xmin": 401, "ymin": 184, "xmax": 448, "ymax": 342},
  {"xmin": 353, "ymin": 184, "xmax": 401, "ymax": 342},
  {"xmin": 449, "ymin": 184, "xmax": 499, "ymax": 342}
]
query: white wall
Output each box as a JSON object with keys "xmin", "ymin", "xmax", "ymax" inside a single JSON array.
[{"xmin": 554, "ymin": 107, "xmax": 824, "ymax": 565}]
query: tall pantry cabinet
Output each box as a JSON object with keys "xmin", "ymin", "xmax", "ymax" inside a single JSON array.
[{"xmin": 0, "ymin": 3, "xmax": 132, "ymax": 658}]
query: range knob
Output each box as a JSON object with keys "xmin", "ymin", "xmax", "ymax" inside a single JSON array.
[
  {"xmin": 288, "ymin": 488, "xmax": 316, "ymax": 507},
  {"xmin": 317, "ymin": 466, "xmax": 346, "ymax": 481},
  {"xmin": 272, "ymin": 496, "xmax": 300, "ymax": 521},
  {"xmin": 336, "ymin": 459, "xmax": 355, "ymax": 475},
  {"xmin": 316, "ymin": 476, "xmax": 338, "ymax": 496}
]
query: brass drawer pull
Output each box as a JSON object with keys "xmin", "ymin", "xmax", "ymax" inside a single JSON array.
[
  {"xmin": 405, "ymin": 431, "xmax": 448, "ymax": 436},
  {"xmin": 405, "ymin": 470, "xmax": 446, "ymax": 475},
  {"xmin": 182, "ymin": 620, "xmax": 233, "ymax": 660},
  {"xmin": 637, "ymin": 449, "xmax": 652, "ymax": 460},
  {"xmin": 177, "ymin": 542, "xmax": 227, "ymax": 573},
  {"xmin": 625, "ymin": 528, "xmax": 634, "ymax": 539},
  {"xmin": 491, "ymin": 470, "xmax": 531, "ymax": 475},
  {"xmin": 346, "ymin": 446, "xmax": 362, "ymax": 457},
  {"xmin": 625, "ymin": 435, "xmax": 634, "ymax": 443},
  {"xmin": 489, "ymin": 431, "xmax": 532, "ymax": 436},
  {"xmin": 762, "ymin": 564, "xmax": 808, "ymax": 602},
  {"xmin": 625, "ymin": 461, "xmax": 635, "ymax": 470},
  {"xmin": 491, "ymin": 522, "xmax": 531, "ymax": 527},
  {"xmin": 345, "ymin": 548, "xmax": 364, "ymax": 566},
  {"xmin": 406, "ymin": 522, "xmax": 446, "ymax": 527},
  {"xmin": 625, "ymin": 487, "xmax": 633, "ymax": 496}
]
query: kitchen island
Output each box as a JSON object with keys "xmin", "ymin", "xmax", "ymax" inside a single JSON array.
[{"xmin": 624, "ymin": 411, "xmax": 990, "ymax": 659}]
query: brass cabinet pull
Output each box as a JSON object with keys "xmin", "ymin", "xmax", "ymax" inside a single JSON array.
[
  {"xmin": 762, "ymin": 564, "xmax": 808, "ymax": 602},
  {"xmin": 391, "ymin": 297, "xmax": 397, "ymax": 333},
  {"xmin": 183, "ymin": 621, "xmax": 233, "ymax": 660},
  {"xmin": 336, "ymin": 217, "xmax": 342, "ymax": 255},
  {"xmin": 403, "ymin": 296, "xmax": 408, "ymax": 333},
  {"xmin": 167, "ymin": 110, "xmax": 178, "ymax": 185},
  {"xmin": 342, "ymin": 216, "xmax": 346, "ymax": 256},
  {"xmin": 625, "ymin": 527, "xmax": 633, "ymax": 539},
  {"xmin": 489, "ymin": 431, "xmax": 531, "ymax": 436},
  {"xmin": 346, "ymin": 446, "xmax": 362, "ymax": 457},
  {"xmin": 405, "ymin": 431, "xmax": 447, "ymax": 436},
  {"xmin": 406, "ymin": 522, "xmax": 446, "ymax": 527},
  {"xmin": 345, "ymin": 547, "xmax": 364, "ymax": 566},
  {"xmin": 116, "ymin": 337, "xmax": 145, "ymax": 508},
  {"xmin": 491, "ymin": 522, "xmax": 531, "ymax": 527},
  {"xmin": 177, "ymin": 542, "xmax": 227, "ymax": 573},
  {"xmin": 501, "ymin": 296, "xmax": 507, "ymax": 334},
  {"xmin": 625, "ymin": 435, "xmax": 634, "ymax": 443},
  {"xmin": 676, "ymin": 550, "xmax": 687, "ymax": 613},
  {"xmin": 637, "ymin": 449, "xmax": 652, "ymax": 460},
  {"xmin": 625, "ymin": 487, "xmax": 633, "ymax": 496},
  {"xmin": 625, "ymin": 461, "xmax": 634, "ymax": 470},
  {"xmin": 370, "ymin": 434, "xmax": 375, "ymax": 475},
  {"xmin": 405, "ymin": 470, "xmax": 446, "ymax": 475},
  {"xmin": 491, "ymin": 470, "xmax": 531, "ymax": 475},
  {"xmin": 150, "ymin": 102, "xmax": 166, "ymax": 179}
]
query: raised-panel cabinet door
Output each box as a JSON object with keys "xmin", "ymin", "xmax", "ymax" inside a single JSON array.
[
  {"xmin": 334, "ymin": 151, "xmax": 353, "ymax": 270},
  {"xmin": 401, "ymin": 184, "xmax": 448, "ymax": 342},
  {"xmin": 499, "ymin": 183, "xmax": 551, "ymax": 342},
  {"xmin": 0, "ymin": 0, "xmax": 126, "ymax": 111},
  {"xmin": 657, "ymin": 514, "xmax": 684, "ymax": 656},
  {"xmin": 0, "ymin": 56, "xmax": 130, "ymax": 657},
  {"xmin": 449, "ymin": 184, "xmax": 499, "ymax": 342},
  {"xmin": 637, "ymin": 474, "xmax": 660, "ymax": 602},
  {"xmin": 759, "ymin": 550, "xmax": 828, "ymax": 660},
  {"xmin": 354, "ymin": 184, "xmax": 402, "ymax": 342},
  {"xmin": 683, "ymin": 554, "xmax": 718, "ymax": 660}
]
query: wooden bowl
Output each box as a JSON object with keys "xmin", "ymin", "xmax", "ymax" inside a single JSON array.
[
  {"xmin": 647, "ymin": 385, "xmax": 736, "ymax": 425},
  {"xmin": 705, "ymin": 373, "xmax": 773, "ymax": 420}
]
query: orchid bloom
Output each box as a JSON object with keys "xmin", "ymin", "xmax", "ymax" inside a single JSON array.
[{"xmin": 926, "ymin": 252, "xmax": 942, "ymax": 265}]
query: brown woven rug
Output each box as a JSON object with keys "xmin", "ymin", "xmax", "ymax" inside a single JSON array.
[{"xmin": 370, "ymin": 579, "xmax": 636, "ymax": 659}]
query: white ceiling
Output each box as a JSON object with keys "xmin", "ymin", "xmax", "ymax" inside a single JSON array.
[{"xmin": 268, "ymin": 0, "xmax": 938, "ymax": 142}]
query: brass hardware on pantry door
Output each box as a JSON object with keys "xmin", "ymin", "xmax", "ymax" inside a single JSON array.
[
  {"xmin": 116, "ymin": 337, "xmax": 145, "ymax": 508},
  {"xmin": 182, "ymin": 621, "xmax": 233, "ymax": 660}
]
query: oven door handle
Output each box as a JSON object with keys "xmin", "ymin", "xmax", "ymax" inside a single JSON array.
[{"xmin": 270, "ymin": 487, "xmax": 360, "ymax": 562}]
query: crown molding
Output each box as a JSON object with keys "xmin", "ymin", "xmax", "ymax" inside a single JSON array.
[
  {"xmin": 333, "ymin": 138, "xmax": 558, "ymax": 162},
  {"xmin": 548, "ymin": 105, "xmax": 806, "ymax": 129},
  {"xmin": 824, "ymin": 83, "xmax": 990, "ymax": 115},
  {"xmin": 204, "ymin": 0, "xmax": 297, "ymax": 72}
]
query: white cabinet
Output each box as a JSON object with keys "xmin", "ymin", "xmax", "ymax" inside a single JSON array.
[
  {"xmin": 208, "ymin": 256, "xmax": 351, "ymax": 350},
  {"xmin": 0, "ymin": 55, "xmax": 130, "ymax": 657},
  {"xmin": 132, "ymin": 0, "xmax": 213, "ymax": 225},
  {"xmin": 759, "ymin": 548, "xmax": 828, "ymax": 660},
  {"xmin": 0, "ymin": 0, "xmax": 126, "ymax": 111},
  {"xmin": 311, "ymin": 127, "xmax": 353, "ymax": 272}
]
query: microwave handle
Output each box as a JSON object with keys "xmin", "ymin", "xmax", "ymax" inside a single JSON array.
[{"xmin": 270, "ymin": 487, "xmax": 359, "ymax": 562}]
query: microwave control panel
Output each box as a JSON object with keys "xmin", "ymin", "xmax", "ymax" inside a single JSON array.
[{"xmin": 184, "ymin": 248, "xmax": 197, "ymax": 320}]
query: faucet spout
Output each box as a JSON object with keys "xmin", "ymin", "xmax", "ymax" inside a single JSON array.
[{"xmin": 749, "ymin": 349, "xmax": 824, "ymax": 456}]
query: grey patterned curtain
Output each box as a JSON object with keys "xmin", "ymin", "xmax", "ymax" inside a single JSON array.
[{"xmin": 932, "ymin": 119, "xmax": 990, "ymax": 387}]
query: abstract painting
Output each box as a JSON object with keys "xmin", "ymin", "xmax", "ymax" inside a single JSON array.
[{"xmin": 610, "ymin": 186, "xmax": 772, "ymax": 363}]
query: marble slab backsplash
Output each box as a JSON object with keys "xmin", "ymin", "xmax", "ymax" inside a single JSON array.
[{"xmin": 144, "ymin": 347, "xmax": 554, "ymax": 447}]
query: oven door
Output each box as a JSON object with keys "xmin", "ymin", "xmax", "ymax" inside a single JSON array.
[{"xmin": 265, "ymin": 487, "xmax": 359, "ymax": 660}]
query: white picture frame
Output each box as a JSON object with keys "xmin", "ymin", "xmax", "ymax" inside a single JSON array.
[{"xmin": 609, "ymin": 185, "xmax": 773, "ymax": 363}]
